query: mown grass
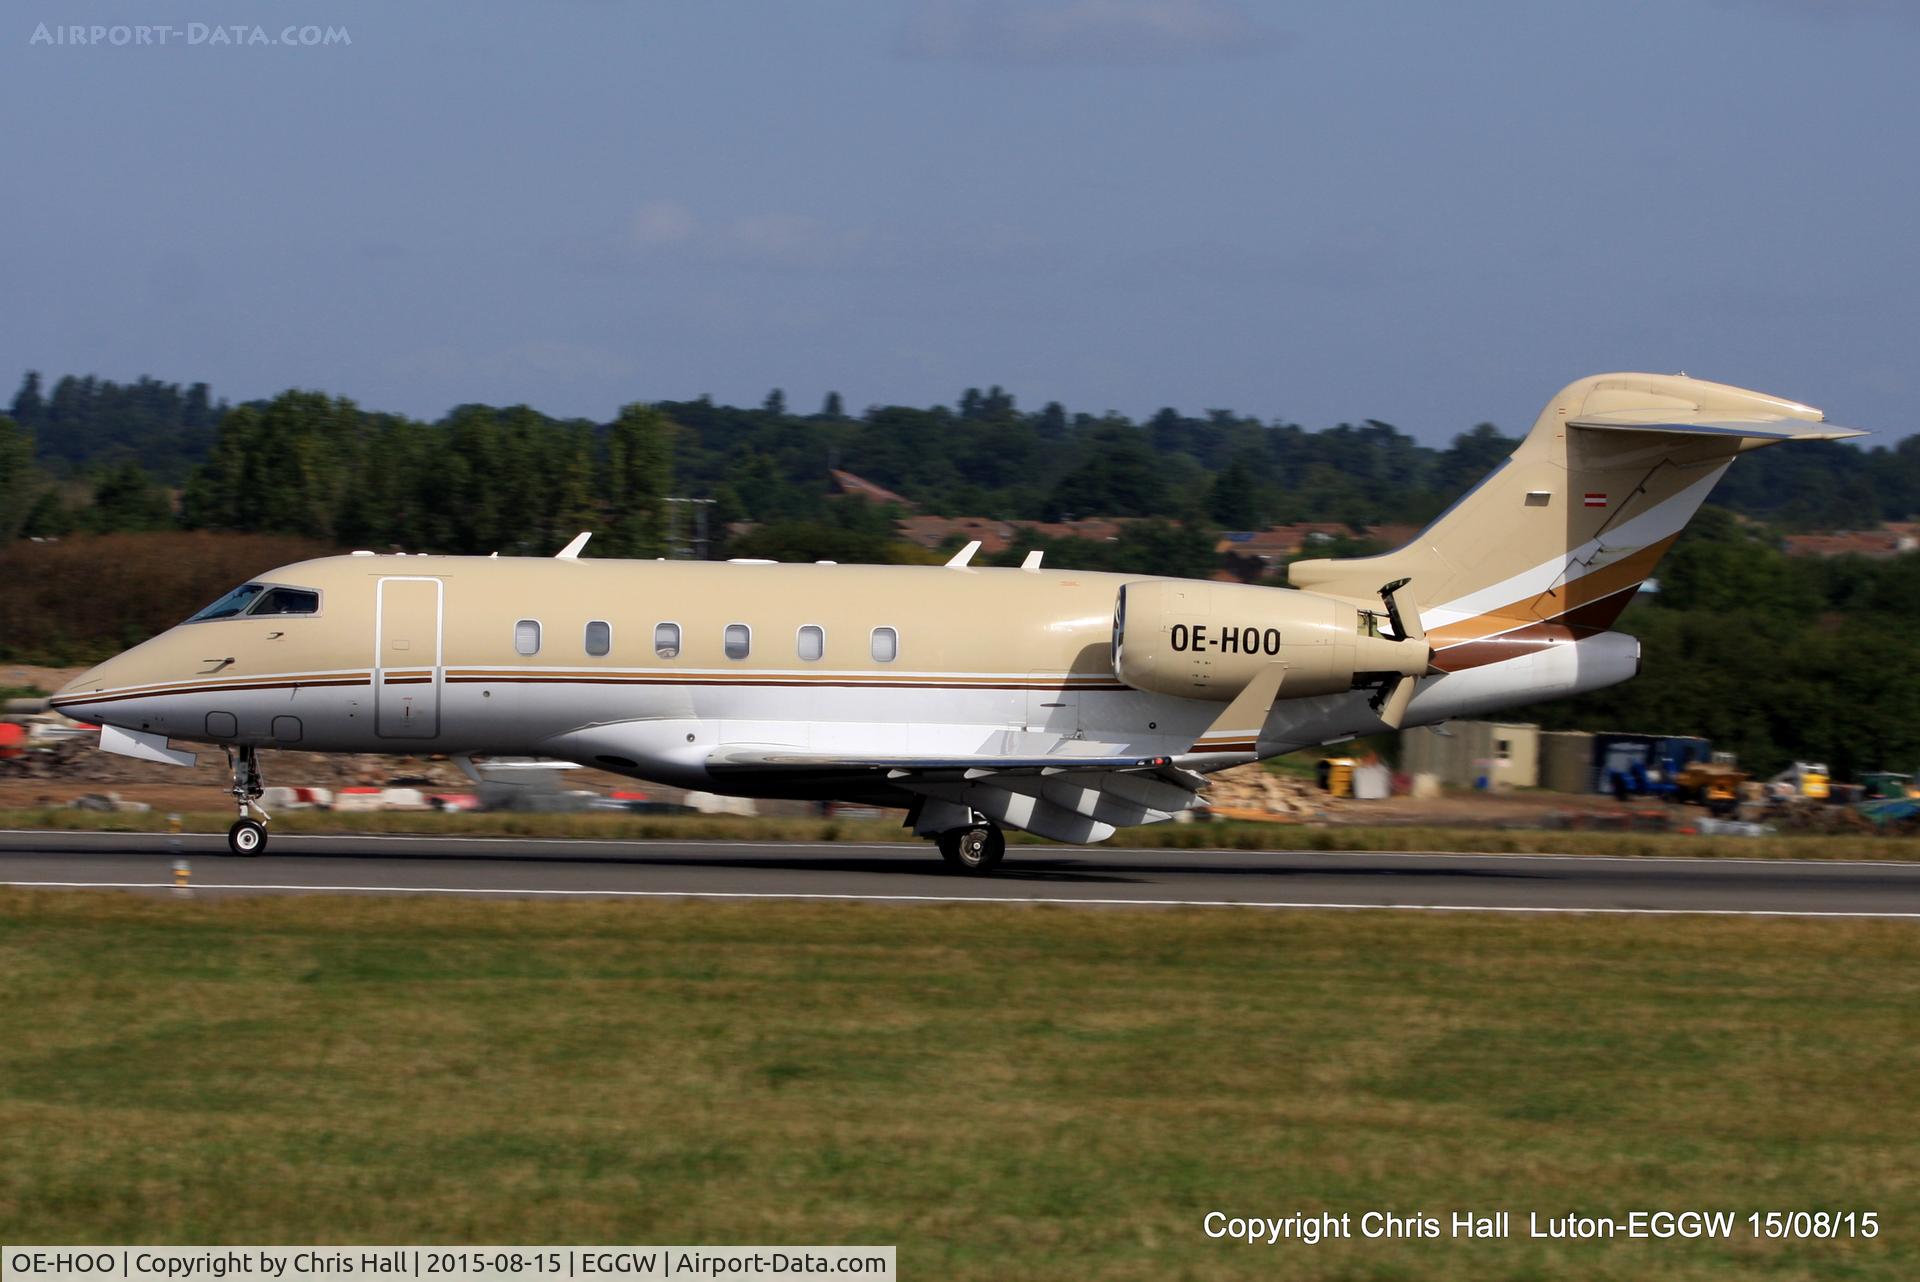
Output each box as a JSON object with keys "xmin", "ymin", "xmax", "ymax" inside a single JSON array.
[
  {"xmin": 4, "ymin": 806, "xmax": 1917, "ymax": 861},
  {"xmin": 0, "ymin": 892, "xmax": 1912, "ymax": 1279}
]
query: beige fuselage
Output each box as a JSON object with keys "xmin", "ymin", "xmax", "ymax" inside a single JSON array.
[{"xmin": 51, "ymin": 552, "xmax": 1631, "ymax": 799}]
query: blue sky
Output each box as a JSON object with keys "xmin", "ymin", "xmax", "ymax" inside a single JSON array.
[{"xmin": 2, "ymin": 0, "xmax": 1914, "ymax": 442}]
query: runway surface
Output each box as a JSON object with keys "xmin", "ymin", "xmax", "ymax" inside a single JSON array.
[{"xmin": 3, "ymin": 829, "xmax": 1919, "ymax": 917}]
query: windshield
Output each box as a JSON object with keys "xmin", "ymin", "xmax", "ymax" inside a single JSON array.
[
  {"xmin": 187, "ymin": 584, "xmax": 266, "ymax": 622},
  {"xmin": 185, "ymin": 583, "xmax": 321, "ymax": 623},
  {"xmin": 252, "ymin": 587, "xmax": 320, "ymax": 615}
]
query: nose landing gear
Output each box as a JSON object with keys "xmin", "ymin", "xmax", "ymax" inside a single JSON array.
[{"xmin": 226, "ymin": 745, "xmax": 270, "ymax": 856}]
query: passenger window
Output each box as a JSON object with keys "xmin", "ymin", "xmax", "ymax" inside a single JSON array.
[
  {"xmin": 654, "ymin": 622, "xmax": 681, "ymax": 659},
  {"xmin": 249, "ymin": 587, "xmax": 320, "ymax": 616},
  {"xmin": 797, "ymin": 625, "xmax": 824, "ymax": 662},
  {"xmin": 724, "ymin": 624, "xmax": 751, "ymax": 660},
  {"xmin": 584, "ymin": 620, "xmax": 612, "ymax": 657},
  {"xmin": 871, "ymin": 626, "xmax": 898, "ymax": 663},
  {"xmin": 514, "ymin": 620, "xmax": 541, "ymax": 656}
]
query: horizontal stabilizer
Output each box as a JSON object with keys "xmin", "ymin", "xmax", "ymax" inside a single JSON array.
[{"xmin": 1568, "ymin": 413, "xmax": 1865, "ymax": 442}]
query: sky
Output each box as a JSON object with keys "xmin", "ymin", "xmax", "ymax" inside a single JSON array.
[{"xmin": 2, "ymin": 0, "xmax": 1916, "ymax": 443}]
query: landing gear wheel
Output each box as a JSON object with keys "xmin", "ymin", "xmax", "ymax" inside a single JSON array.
[
  {"xmin": 225, "ymin": 745, "xmax": 271, "ymax": 855},
  {"xmin": 937, "ymin": 824, "xmax": 1005, "ymax": 874},
  {"xmin": 228, "ymin": 818, "xmax": 267, "ymax": 857}
]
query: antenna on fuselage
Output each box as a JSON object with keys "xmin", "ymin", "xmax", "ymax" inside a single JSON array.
[
  {"xmin": 945, "ymin": 540, "xmax": 981, "ymax": 567},
  {"xmin": 555, "ymin": 532, "xmax": 592, "ymax": 560}
]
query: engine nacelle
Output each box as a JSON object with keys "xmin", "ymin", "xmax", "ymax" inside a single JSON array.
[{"xmin": 1112, "ymin": 580, "xmax": 1425, "ymax": 702}]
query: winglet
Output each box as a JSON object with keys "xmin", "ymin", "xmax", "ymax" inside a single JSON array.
[
  {"xmin": 1021, "ymin": 549, "xmax": 1044, "ymax": 570},
  {"xmin": 1189, "ymin": 664, "xmax": 1286, "ymax": 756},
  {"xmin": 556, "ymin": 532, "xmax": 592, "ymax": 560},
  {"xmin": 945, "ymin": 540, "xmax": 981, "ymax": 567}
]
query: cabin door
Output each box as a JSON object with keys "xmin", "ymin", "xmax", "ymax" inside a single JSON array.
[{"xmin": 375, "ymin": 577, "xmax": 443, "ymax": 738}]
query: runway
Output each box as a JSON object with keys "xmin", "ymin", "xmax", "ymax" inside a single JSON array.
[{"xmin": 3, "ymin": 829, "xmax": 1919, "ymax": 917}]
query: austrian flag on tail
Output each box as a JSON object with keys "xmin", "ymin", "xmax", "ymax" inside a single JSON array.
[{"xmin": 1583, "ymin": 492, "xmax": 1608, "ymax": 508}]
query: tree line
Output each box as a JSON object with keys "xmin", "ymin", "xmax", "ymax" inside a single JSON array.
[{"xmin": 9, "ymin": 371, "xmax": 1920, "ymax": 553}]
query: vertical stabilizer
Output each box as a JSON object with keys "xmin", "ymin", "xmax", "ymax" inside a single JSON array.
[{"xmin": 1287, "ymin": 373, "xmax": 1862, "ymax": 672}]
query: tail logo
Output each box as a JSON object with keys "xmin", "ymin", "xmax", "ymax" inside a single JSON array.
[{"xmin": 1583, "ymin": 492, "xmax": 1608, "ymax": 508}]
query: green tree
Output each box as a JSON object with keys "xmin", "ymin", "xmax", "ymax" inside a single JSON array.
[
  {"xmin": 9, "ymin": 373, "xmax": 45, "ymax": 430},
  {"xmin": 601, "ymin": 403, "xmax": 675, "ymax": 557},
  {"xmin": 20, "ymin": 487, "xmax": 76, "ymax": 538},
  {"xmin": 0, "ymin": 415, "xmax": 34, "ymax": 541},
  {"xmin": 1046, "ymin": 425, "xmax": 1166, "ymax": 519},
  {"xmin": 1208, "ymin": 454, "xmax": 1264, "ymax": 528},
  {"xmin": 87, "ymin": 460, "xmax": 174, "ymax": 532}
]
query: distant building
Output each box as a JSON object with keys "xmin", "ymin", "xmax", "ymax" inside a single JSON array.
[
  {"xmin": 830, "ymin": 469, "xmax": 914, "ymax": 508},
  {"xmin": 1363, "ymin": 522, "xmax": 1419, "ymax": 551},
  {"xmin": 1781, "ymin": 521, "xmax": 1920, "ymax": 559},
  {"xmin": 1214, "ymin": 523, "xmax": 1349, "ymax": 565},
  {"xmin": 1012, "ymin": 517, "xmax": 1138, "ymax": 543},
  {"xmin": 895, "ymin": 515, "xmax": 1154, "ymax": 553},
  {"xmin": 898, "ymin": 516, "xmax": 1019, "ymax": 554}
]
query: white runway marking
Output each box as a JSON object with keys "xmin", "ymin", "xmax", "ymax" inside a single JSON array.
[
  {"xmin": 2, "ymin": 830, "xmax": 1913, "ymax": 870},
  {"xmin": 5, "ymin": 879, "xmax": 1918, "ymax": 919}
]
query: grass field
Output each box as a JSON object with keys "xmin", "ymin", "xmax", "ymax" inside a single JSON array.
[
  {"xmin": 4, "ymin": 805, "xmax": 1917, "ymax": 862},
  {"xmin": 1, "ymin": 890, "xmax": 1914, "ymax": 1279}
]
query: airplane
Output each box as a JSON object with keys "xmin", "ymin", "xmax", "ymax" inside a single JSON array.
[{"xmin": 52, "ymin": 372, "xmax": 1862, "ymax": 872}]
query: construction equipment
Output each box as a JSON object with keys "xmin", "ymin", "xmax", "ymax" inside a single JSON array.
[
  {"xmin": 1859, "ymin": 771, "xmax": 1918, "ymax": 801},
  {"xmin": 1673, "ymin": 752, "xmax": 1749, "ymax": 817},
  {"xmin": 1773, "ymin": 761, "xmax": 1831, "ymax": 802},
  {"xmin": 1316, "ymin": 757, "xmax": 1357, "ymax": 798}
]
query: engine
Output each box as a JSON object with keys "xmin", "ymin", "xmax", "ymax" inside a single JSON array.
[{"xmin": 1112, "ymin": 579, "xmax": 1427, "ymax": 702}]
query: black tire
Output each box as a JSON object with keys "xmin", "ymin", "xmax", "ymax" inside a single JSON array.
[
  {"xmin": 228, "ymin": 818, "xmax": 267, "ymax": 856},
  {"xmin": 937, "ymin": 824, "xmax": 1005, "ymax": 874}
]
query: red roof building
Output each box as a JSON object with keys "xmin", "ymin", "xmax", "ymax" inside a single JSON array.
[
  {"xmin": 1782, "ymin": 524, "xmax": 1920, "ymax": 559},
  {"xmin": 830, "ymin": 469, "xmax": 914, "ymax": 508}
]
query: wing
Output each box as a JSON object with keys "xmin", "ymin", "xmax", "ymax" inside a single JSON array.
[
  {"xmin": 708, "ymin": 744, "xmax": 1207, "ymax": 844},
  {"xmin": 703, "ymin": 668, "xmax": 1300, "ymax": 842}
]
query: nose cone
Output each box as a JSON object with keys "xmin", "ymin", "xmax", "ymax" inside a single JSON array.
[
  {"xmin": 52, "ymin": 648, "xmax": 154, "ymax": 728},
  {"xmin": 52, "ymin": 662, "xmax": 116, "ymax": 725}
]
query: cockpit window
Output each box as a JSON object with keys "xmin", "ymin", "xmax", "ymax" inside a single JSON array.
[
  {"xmin": 185, "ymin": 583, "xmax": 320, "ymax": 623},
  {"xmin": 251, "ymin": 587, "xmax": 320, "ymax": 616},
  {"xmin": 187, "ymin": 584, "xmax": 266, "ymax": 622}
]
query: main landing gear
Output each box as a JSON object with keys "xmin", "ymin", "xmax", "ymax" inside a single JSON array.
[
  {"xmin": 226, "ymin": 745, "xmax": 270, "ymax": 856},
  {"xmin": 936, "ymin": 822, "xmax": 1006, "ymax": 875}
]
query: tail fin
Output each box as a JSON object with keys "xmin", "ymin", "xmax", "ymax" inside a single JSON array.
[{"xmin": 1288, "ymin": 373, "xmax": 1864, "ymax": 672}]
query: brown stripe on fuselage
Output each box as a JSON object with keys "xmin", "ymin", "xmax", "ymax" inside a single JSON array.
[
  {"xmin": 56, "ymin": 670, "xmax": 1132, "ymax": 707},
  {"xmin": 1429, "ymin": 582, "xmax": 1642, "ymax": 672},
  {"xmin": 1425, "ymin": 535, "xmax": 1675, "ymax": 648},
  {"xmin": 444, "ymin": 670, "xmax": 1128, "ymax": 691},
  {"xmin": 51, "ymin": 675, "xmax": 373, "ymax": 708},
  {"xmin": 444, "ymin": 674, "xmax": 1129, "ymax": 691}
]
